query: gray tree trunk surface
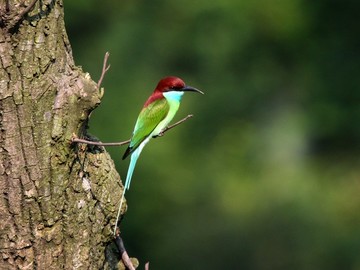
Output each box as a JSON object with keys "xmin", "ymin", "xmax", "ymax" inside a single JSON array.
[{"xmin": 0, "ymin": 1, "xmax": 125, "ymax": 269}]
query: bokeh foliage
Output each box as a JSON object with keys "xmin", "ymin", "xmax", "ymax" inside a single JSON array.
[{"xmin": 65, "ymin": 0, "xmax": 360, "ymax": 269}]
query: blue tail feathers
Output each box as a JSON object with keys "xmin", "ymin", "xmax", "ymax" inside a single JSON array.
[
  {"xmin": 124, "ymin": 147, "xmax": 141, "ymax": 190},
  {"xmin": 114, "ymin": 138, "xmax": 149, "ymax": 235}
]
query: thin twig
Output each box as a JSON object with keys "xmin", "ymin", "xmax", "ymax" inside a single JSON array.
[
  {"xmin": 114, "ymin": 234, "xmax": 136, "ymax": 270},
  {"xmin": 71, "ymin": 114, "xmax": 193, "ymax": 147},
  {"xmin": 72, "ymin": 136, "xmax": 130, "ymax": 147},
  {"xmin": 19, "ymin": 0, "xmax": 38, "ymax": 18},
  {"xmin": 155, "ymin": 114, "xmax": 193, "ymax": 137},
  {"xmin": 6, "ymin": 0, "xmax": 38, "ymax": 31},
  {"xmin": 97, "ymin": 52, "xmax": 110, "ymax": 90},
  {"xmin": 5, "ymin": 0, "xmax": 10, "ymax": 12}
]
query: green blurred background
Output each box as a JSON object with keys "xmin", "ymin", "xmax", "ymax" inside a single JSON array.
[{"xmin": 65, "ymin": 0, "xmax": 360, "ymax": 269}]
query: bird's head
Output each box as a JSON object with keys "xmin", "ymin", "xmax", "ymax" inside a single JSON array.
[{"xmin": 155, "ymin": 76, "xmax": 204, "ymax": 95}]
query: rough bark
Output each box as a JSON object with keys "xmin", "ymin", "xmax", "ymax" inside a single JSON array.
[{"xmin": 0, "ymin": 1, "xmax": 124, "ymax": 269}]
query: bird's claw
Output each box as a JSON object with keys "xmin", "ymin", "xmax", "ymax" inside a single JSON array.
[{"xmin": 153, "ymin": 131, "xmax": 164, "ymax": 138}]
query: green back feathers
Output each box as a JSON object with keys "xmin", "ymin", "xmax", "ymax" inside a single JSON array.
[{"xmin": 122, "ymin": 98, "xmax": 169, "ymax": 159}]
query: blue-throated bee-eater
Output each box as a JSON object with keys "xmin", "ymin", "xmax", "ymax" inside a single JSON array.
[{"xmin": 114, "ymin": 76, "xmax": 203, "ymax": 234}]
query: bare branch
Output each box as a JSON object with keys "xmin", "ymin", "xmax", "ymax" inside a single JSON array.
[
  {"xmin": 97, "ymin": 52, "xmax": 110, "ymax": 90},
  {"xmin": 155, "ymin": 114, "xmax": 193, "ymax": 137},
  {"xmin": 5, "ymin": 0, "xmax": 10, "ymax": 12},
  {"xmin": 5, "ymin": 0, "xmax": 38, "ymax": 31},
  {"xmin": 72, "ymin": 135, "xmax": 130, "ymax": 147},
  {"xmin": 19, "ymin": 0, "xmax": 38, "ymax": 18},
  {"xmin": 114, "ymin": 233, "xmax": 136, "ymax": 270},
  {"xmin": 71, "ymin": 114, "xmax": 193, "ymax": 147}
]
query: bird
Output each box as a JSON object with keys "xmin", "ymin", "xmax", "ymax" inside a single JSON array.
[{"xmin": 114, "ymin": 76, "xmax": 203, "ymax": 235}]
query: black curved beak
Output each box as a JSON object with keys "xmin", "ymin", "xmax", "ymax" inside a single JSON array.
[{"xmin": 182, "ymin": 85, "xmax": 204, "ymax": 95}]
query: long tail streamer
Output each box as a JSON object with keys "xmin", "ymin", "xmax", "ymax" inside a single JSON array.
[{"xmin": 113, "ymin": 139, "xmax": 149, "ymax": 235}]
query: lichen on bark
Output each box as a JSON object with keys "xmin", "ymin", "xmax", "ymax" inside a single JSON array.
[{"xmin": 0, "ymin": 1, "xmax": 123, "ymax": 269}]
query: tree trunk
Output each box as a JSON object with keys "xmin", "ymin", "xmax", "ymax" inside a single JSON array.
[{"xmin": 0, "ymin": 1, "xmax": 123, "ymax": 269}]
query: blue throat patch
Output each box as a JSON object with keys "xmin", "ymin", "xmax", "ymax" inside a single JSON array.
[{"xmin": 163, "ymin": 91, "xmax": 184, "ymax": 102}]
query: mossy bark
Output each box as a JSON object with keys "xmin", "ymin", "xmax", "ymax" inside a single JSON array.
[{"xmin": 0, "ymin": 1, "xmax": 124, "ymax": 269}]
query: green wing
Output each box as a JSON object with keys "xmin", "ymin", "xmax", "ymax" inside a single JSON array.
[{"xmin": 123, "ymin": 98, "xmax": 169, "ymax": 159}]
